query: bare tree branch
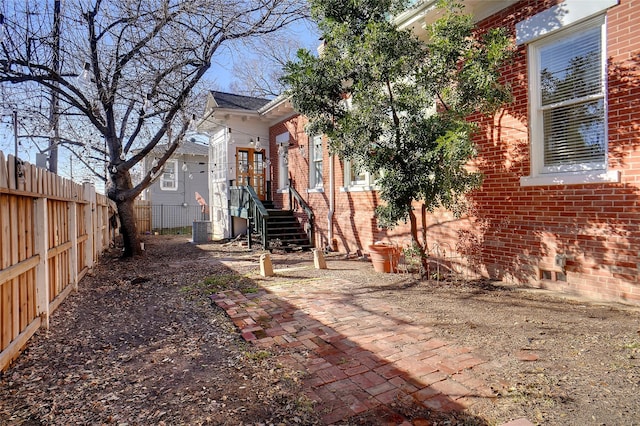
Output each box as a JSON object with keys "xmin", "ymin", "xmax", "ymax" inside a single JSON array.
[{"xmin": 0, "ymin": 0, "xmax": 309, "ymax": 256}]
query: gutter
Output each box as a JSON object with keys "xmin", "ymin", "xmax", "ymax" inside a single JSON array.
[
  {"xmin": 257, "ymin": 94, "xmax": 292, "ymax": 115},
  {"xmin": 393, "ymin": 0, "xmax": 438, "ymax": 31}
]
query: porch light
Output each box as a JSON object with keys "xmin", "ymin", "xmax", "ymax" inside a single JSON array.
[
  {"xmin": 254, "ymin": 137, "xmax": 262, "ymax": 151},
  {"xmin": 142, "ymin": 93, "xmax": 153, "ymax": 114},
  {"xmin": 78, "ymin": 62, "xmax": 91, "ymax": 87},
  {"xmin": 299, "ymin": 145, "xmax": 306, "ymax": 158},
  {"xmin": 0, "ymin": 14, "xmax": 6, "ymax": 44},
  {"xmin": 182, "ymin": 163, "xmax": 188, "ymax": 172}
]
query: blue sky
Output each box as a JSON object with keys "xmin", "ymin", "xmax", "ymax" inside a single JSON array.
[{"xmin": 205, "ymin": 18, "xmax": 320, "ymax": 93}]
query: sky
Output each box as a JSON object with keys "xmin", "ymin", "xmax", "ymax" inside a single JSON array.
[{"xmin": 203, "ymin": 18, "xmax": 320, "ymax": 94}]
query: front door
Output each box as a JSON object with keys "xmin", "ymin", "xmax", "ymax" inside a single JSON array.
[{"xmin": 236, "ymin": 148, "xmax": 266, "ymax": 200}]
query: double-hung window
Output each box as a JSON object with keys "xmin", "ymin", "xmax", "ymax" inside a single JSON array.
[
  {"xmin": 309, "ymin": 135, "xmax": 323, "ymax": 189},
  {"xmin": 343, "ymin": 160, "xmax": 379, "ymax": 190},
  {"xmin": 534, "ymin": 18, "xmax": 606, "ymax": 171},
  {"xmin": 520, "ymin": 5, "xmax": 620, "ymax": 186},
  {"xmin": 276, "ymin": 132, "xmax": 290, "ymax": 191},
  {"xmin": 160, "ymin": 159, "xmax": 178, "ymax": 190}
]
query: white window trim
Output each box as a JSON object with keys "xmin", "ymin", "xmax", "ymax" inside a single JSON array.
[
  {"xmin": 341, "ymin": 160, "xmax": 379, "ymax": 192},
  {"xmin": 521, "ymin": 15, "xmax": 620, "ymax": 187},
  {"xmin": 160, "ymin": 159, "xmax": 179, "ymax": 191},
  {"xmin": 520, "ymin": 170, "xmax": 620, "ymax": 187},
  {"xmin": 516, "ymin": 0, "xmax": 618, "ymax": 46}
]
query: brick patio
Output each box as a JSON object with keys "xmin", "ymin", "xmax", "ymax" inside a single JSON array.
[{"xmin": 212, "ymin": 274, "xmax": 500, "ymax": 424}]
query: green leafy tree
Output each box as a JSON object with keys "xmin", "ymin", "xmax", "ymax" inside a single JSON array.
[{"xmin": 282, "ymin": 0, "xmax": 512, "ymax": 261}]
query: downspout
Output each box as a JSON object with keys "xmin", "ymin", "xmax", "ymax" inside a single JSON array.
[{"xmin": 328, "ymin": 154, "xmax": 335, "ymax": 250}]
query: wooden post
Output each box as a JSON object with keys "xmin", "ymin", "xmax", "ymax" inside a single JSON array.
[
  {"xmin": 95, "ymin": 197, "xmax": 103, "ymax": 254},
  {"xmin": 34, "ymin": 197, "xmax": 49, "ymax": 329},
  {"xmin": 69, "ymin": 200, "xmax": 78, "ymax": 292},
  {"xmin": 101, "ymin": 200, "xmax": 109, "ymax": 252},
  {"xmin": 313, "ymin": 249, "xmax": 327, "ymax": 270},
  {"xmin": 260, "ymin": 253, "xmax": 274, "ymax": 277},
  {"xmin": 83, "ymin": 183, "xmax": 95, "ymax": 270}
]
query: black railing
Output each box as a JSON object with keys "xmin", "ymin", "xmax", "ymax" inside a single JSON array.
[
  {"xmin": 246, "ymin": 185, "xmax": 270, "ymax": 248},
  {"xmin": 288, "ymin": 179, "xmax": 315, "ymax": 247},
  {"xmin": 229, "ymin": 184, "xmax": 270, "ymax": 248}
]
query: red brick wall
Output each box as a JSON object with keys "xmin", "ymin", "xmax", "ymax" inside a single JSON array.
[
  {"xmin": 269, "ymin": 0, "xmax": 640, "ymax": 305},
  {"xmin": 466, "ymin": 0, "xmax": 640, "ymax": 303}
]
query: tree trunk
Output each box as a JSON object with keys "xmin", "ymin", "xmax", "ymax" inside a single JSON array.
[
  {"xmin": 408, "ymin": 207, "xmax": 428, "ymax": 270},
  {"xmin": 109, "ymin": 167, "xmax": 141, "ymax": 258},
  {"xmin": 117, "ymin": 197, "xmax": 141, "ymax": 257}
]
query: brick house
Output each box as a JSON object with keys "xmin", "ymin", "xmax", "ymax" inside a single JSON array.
[{"xmin": 263, "ymin": 0, "xmax": 640, "ymax": 305}]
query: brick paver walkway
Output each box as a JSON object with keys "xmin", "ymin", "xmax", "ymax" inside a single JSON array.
[{"xmin": 212, "ymin": 275, "xmax": 497, "ymax": 424}]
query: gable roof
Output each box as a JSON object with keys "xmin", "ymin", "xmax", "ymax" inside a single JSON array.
[{"xmin": 210, "ymin": 91, "xmax": 271, "ymax": 111}]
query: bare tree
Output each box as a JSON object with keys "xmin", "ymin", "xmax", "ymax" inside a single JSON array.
[
  {"xmin": 0, "ymin": 0, "xmax": 308, "ymax": 256},
  {"xmin": 229, "ymin": 22, "xmax": 319, "ymax": 98}
]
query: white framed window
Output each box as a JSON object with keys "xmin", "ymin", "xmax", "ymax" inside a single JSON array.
[
  {"xmin": 309, "ymin": 135, "xmax": 323, "ymax": 189},
  {"xmin": 342, "ymin": 160, "xmax": 378, "ymax": 191},
  {"xmin": 522, "ymin": 15, "xmax": 619, "ymax": 186},
  {"xmin": 160, "ymin": 159, "xmax": 178, "ymax": 191},
  {"xmin": 276, "ymin": 132, "xmax": 289, "ymax": 190}
]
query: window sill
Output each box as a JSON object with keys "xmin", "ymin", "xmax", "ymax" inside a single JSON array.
[
  {"xmin": 339, "ymin": 185, "xmax": 378, "ymax": 192},
  {"xmin": 520, "ymin": 170, "xmax": 620, "ymax": 187},
  {"xmin": 307, "ymin": 188, "xmax": 324, "ymax": 193}
]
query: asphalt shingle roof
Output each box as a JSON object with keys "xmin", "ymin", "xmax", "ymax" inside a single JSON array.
[
  {"xmin": 211, "ymin": 91, "xmax": 271, "ymax": 111},
  {"xmin": 153, "ymin": 140, "xmax": 209, "ymax": 156}
]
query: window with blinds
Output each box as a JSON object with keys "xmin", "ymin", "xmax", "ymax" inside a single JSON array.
[
  {"xmin": 160, "ymin": 159, "xmax": 178, "ymax": 190},
  {"xmin": 534, "ymin": 19, "xmax": 606, "ymax": 173}
]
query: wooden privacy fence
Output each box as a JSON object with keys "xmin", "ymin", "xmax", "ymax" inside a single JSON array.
[
  {"xmin": 134, "ymin": 199, "xmax": 152, "ymax": 234},
  {"xmin": 0, "ymin": 152, "xmax": 113, "ymax": 371}
]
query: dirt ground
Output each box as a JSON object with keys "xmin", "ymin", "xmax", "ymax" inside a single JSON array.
[{"xmin": 1, "ymin": 235, "xmax": 639, "ymax": 425}]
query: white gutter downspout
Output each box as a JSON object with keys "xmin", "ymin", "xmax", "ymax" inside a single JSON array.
[{"xmin": 328, "ymin": 153, "xmax": 335, "ymax": 250}]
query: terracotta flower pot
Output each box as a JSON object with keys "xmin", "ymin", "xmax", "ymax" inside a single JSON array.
[{"xmin": 368, "ymin": 243, "xmax": 400, "ymax": 273}]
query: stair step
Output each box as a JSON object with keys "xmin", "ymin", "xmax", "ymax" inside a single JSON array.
[
  {"xmin": 266, "ymin": 209, "xmax": 293, "ymax": 216},
  {"xmin": 257, "ymin": 207, "xmax": 312, "ymax": 251}
]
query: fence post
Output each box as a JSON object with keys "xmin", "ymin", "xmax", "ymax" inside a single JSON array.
[
  {"xmin": 95, "ymin": 197, "xmax": 103, "ymax": 253},
  {"xmin": 83, "ymin": 183, "xmax": 95, "ymax": 269},
  {"xmin": 69, "ymin": 198, "xmax": 78, "ymax": 292},
  {"xmin": 34, "ymin": 197, "xmax": 49, "ymax": 329}
]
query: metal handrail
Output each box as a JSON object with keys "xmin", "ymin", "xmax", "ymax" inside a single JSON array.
[
  {"xmin": 288, "ymin": 179, "xmax": 315, "ymax": 247},
  {"xmin": 246, "ymin": 185, "xmax": 270, "ymax": 248},
  {"xmin": 228, "ymin": 184, "xmax": 270, "ymax": 248}
]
